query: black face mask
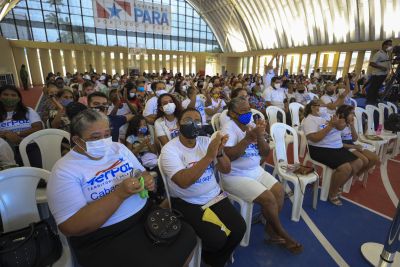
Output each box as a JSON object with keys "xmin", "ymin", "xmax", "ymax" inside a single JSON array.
[
  {"xmin": 326, "ymin": 91, "xmax": 334, "ymax": 96},
  {"xmin": 180, "ymin": 121, "xmax": 201, "ymax": 139},
  {"xmin": 297, "ymin": 90, "xmax": 305, "ymax": 94}
]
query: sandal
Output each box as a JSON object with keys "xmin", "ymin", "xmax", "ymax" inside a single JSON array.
[
  {"xmin": 264, "ymin": 237, "xmax": 286, "ymax": 245},
  {"xmin": 285, "ymin": 242, "xmax": 303, "ymax": 254},
  {"xmin": 329, "ymin": 196, "xmax": 343, "ymax": 206}
]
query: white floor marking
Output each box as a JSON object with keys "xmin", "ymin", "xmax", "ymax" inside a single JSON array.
[
  {"xmin": 285, "ymin": 188, "xmax": 349, "ymax": 266},
  {"xmin": 389, "ymin": 159, "xmax": 400, "ymax": 164},
  {"xmin": 341, "ymin": 196, "xmax": 392, "ymax": 220},
  {"xmin": 380, "ymin": 161, "xmax": 399, "ymax": 207}
]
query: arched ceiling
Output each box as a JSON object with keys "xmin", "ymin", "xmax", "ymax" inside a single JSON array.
[{"xmin": 187, "ymin": 0, "xmax": 400, "ymax": 53}]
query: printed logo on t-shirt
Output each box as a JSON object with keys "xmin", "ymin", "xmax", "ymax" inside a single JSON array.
[
  {"xmin": 84, "ymin": 157, "xmax": 136, "ymax": 200},
  {"xmin": 187, "ymin": 161, "xmax": 214, "ymax": 184},
  {"xmin": 170, "ymin": 128, "xmax": 180, "ymax": 139},
  {"xmin": 304, "ymin": 94, "xmax": 311, "ymax": 101},
  {"xmin": 242, "ymin": 143, "xmax": 260, "ymax": 158},
  {"xmin": 0, "ymin": 119, "xmax": 31, "ymax": 132}
]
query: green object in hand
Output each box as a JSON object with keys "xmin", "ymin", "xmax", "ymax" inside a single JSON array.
[{"xmin": 139, "ymin": 177, "xmax": 149, "ymax": 199}]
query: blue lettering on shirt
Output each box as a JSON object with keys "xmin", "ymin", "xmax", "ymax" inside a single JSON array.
[{"xmin": 241, "ymin": 143, "xmax": 260, "ymax": 158}]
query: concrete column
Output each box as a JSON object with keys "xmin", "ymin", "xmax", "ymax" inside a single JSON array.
[
  {"xmin": 140, "ymin": 54, "xmax": 145, "ymax": 73},
  {"xmin": 94, "ymin": 51, "xmax": 103, "ymax": 74},
  {"xmin": 84, "ymin": 50, "xmax": 94, "ymax": 72},
  {"xmin": 123, "ymin": 53, "xmax": 129, "ymax": 75},
  {"xmin": 51, "ymin": 49, "xmax": 63, "ymax": 75},
  {"xmin": 196, "ymin": 54, "xmax": 206, "ymax": 74},
  {"xmin": 26, "ymin": 48, "xmax": 41, "ymax": 85},
  {"xmin": 162, "ymin": 54, "xmax": 167, "ymax": 70},
  {"xmin": 315, "ymin": 52, "xmax": 321, "ymax": 70},
  {"xmin": 114, "ymin": 51, "xmax": 121, "ymax": 75},
  {"xmin": 282, "ymin": 55, "xmax": 287, "ymax": 74},
  {"xmin": 155, "ymin": 53, "xmax": 160, "ymax": 74},
  {"xmin": 176, "ymin": 54, "xmax": 181, "ymax": 73},
  {"xmin": 355, "ymin": 51, "xmax": 366, "ymax": 74},
  {"xmin": 322, "ymin": 54, "xmax": 329, "ymax": 72},
  {"xmin": 342, "ymin": 52, "xmax": 352, "ymax": 77},
  {"xmin": 182, "ymin": 54, "xmax": 187, "ymax": 75},
  {"xmin": 332, "ymin": 52, "xmax": 340, "ymax": 74},
  {"xmin": 39, "ymin": 49, "xmax": 52, "ymax": 78},
  {"xmin": 12, "ymin": 47, "xmax": 27, "ymax": 88},
  {"xmin": 289, "ymin": 56, "xmax": 294, "ymax": 74},
  {"xmin": 305, "ymin": 54, "xmax": 311, "ymax": 76},
  {"xmin": 188, "ymin": 55, "xmax": 192, "ymax": 75},
  {"xmin": 104, "ymin": 52, "xmax": 112, "ymax": 74},
  {"xmin": 63, "ymin": 49, "xmax": 74, "ymax": 74},
  {"xmin": 252, "ymin": 56, "xmax": 257, "ymax": 74},
  {"xmin": 75, "ymin": 50, "xmax": 85, "ymax": 73},
  {"xmin": 225, "ymin": 57, "xmax": 241, "ymax": 74},
  {"xmin": 148, "ymin": 54, "xmax": 153, "ymax": 73}
]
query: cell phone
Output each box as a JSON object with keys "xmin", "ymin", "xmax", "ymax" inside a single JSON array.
[{"xmin": 253, "ymin": 114, "xmax": 261, "ymax": 121}]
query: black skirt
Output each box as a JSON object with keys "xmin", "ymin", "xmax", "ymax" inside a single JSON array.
[
  {"xmin": 308, "ymin": 145, "xmax": 358, "ymax": 169},
  {"xmin": 69, "ymin": 202, "xmax": 197, "ymax": 267}
]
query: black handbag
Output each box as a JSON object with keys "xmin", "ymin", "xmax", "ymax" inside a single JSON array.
[
  {"xmin": 144, "ymin": 208, "xmax": 182, "ymax": 245},
  {"xmin": 0, "ymin": 219, "xmax": 63, "ymax": 267}
]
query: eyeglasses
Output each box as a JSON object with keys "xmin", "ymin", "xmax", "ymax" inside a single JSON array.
[
  {"xmin": 91, "ymin": 105, "xmax": 109, "ymax": 112},
  {"xmin": 181, "ymin": 117, "xmax": 202, "ymax": 126}
]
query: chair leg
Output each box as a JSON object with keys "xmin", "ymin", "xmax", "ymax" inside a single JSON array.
[
  {"xmin": 320, "ymin": 168, "xmax": 332, "ymax": 201},
  {"xmin": 312, "ymin": 179, "xmax": 318, "ymax": 210},
  {"xmin": 299, "ymin": 135, "xmax": 306, "ymax": 158},
  {"xmin": 240, "ymin": 202, "xmax": 253, "ymax": 247},
  {"xmin": 291, "ymin": 182, "xmax": 304, "ymax": 222},
  {"xmin": 189, "ymin": 237, "xmax": 202, "ymax": 267},
  {"xmin": 342, "ymin": 177, "xmax": 352, "ymax": 193}
]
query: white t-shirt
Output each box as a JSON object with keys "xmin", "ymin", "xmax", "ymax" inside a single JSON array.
[
  {"xmin": 265, "ymin": 89, "xmax": 286, "ymax": 109},
  {"xmin": 159, "ymin": 136, "xmax": 220, "ymax": 205},
  {"xmin": 0, "ymin": 107, "xmax": 41, "ymax": 132},
  {"xmin": 295, "ymin": 92, "xmax": 312, "ymax": 105},
  {"xmin": 302, "ymin": 114, "xmax": 343, "ymax": 149},
  {"xmin": 143, "ymin": 96, "xmax": 158, "ymax": 117},
  {"xmin": 154, "ymin": 117, "xmax": 180, "ymax": 141},
  {"xmin": 206, "ymin": 98, "xmax": 226, "ymax": 121},
  {"xmin": 341, "ymin": 126, "xmax": 353, "ymax": 142},
  {"xmin": 182, "ymin": 96, "xmax": 207, "ymax": 124},
  {"xmin": 263, "ymin": 69, "xmax": 275, "ymax": 88},
  {"xmin": 370, "ymin": 50, "xmax": 390, "ymax": 76},
  {"xmin": 0, "ymin": 137, "xmax": 15, "ymax": 166},
  {"xmin": 261, "ymin": 86, "xmax": 273, "ymax": 100},
  {"xmin": 307, "ymin": 83, "xmax": 317, "ymax": 92},
  {"xmin": 321, "ymin": 94, "xmax": 338, "ymax": 115},
  {"xmin": 221, "ymin": 120, "xmax": 263, "ymax": 178},
  {"xmin": 47, "ymin": 142, "xmax": 146, "ymax": 227},
  {"xmin": 107, "ymin": 103, "xmax": 131, "ymax": 116}
]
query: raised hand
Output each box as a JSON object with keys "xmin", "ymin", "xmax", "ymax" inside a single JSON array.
[{"xmin": 206, "ymin": 132, "xmax": 224, "ymax": 159}]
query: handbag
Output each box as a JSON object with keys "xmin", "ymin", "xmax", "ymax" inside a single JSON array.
[
  {"xmin": 144, "ymin": 208, "xmax": 182, "ymax": 245},
  {"xmin": 293, "ymin": 165, "xmax": 315, "ymax": 175},
  {"xmin": 0, "ymin": 219, "xmax": 63, "ymax": 267}
]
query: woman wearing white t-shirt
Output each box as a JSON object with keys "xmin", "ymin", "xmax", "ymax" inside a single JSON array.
[
  {"xmin": 221, "ymin": 96, "xmax": 303, "ymax": 254},
  {"xmin": 47, "ymin": 109, "xmax": 196, "ymax": 267},
  {"xmin": 265, "ymin": 77, "xmax": 286, "ymax": 109},
  {"xmin": 0, "ymin": 85, "xmax": 43, "ymax": 167},
  {"xmin": 154, "ymin": 93, "xmax": 182, "ymax": 146},
  {"xmin": 159, "ymin": 108, "xmax": 246, "ymax": 267},
  {"xmin": 302, "ymin": 100, "xmax": 363, "ymax": 205}
]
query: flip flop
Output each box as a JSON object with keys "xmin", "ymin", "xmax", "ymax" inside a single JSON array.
[
  {"xmin": 285, "ymin": 243, "xmax": 303, "ymax": 254},
  {"xmin": 329, "ymin": 196, "xmax": 343, "ymax": 206},
  {"xmin": 264, "ymin": 237, "xmax": 286, "ymax": 245}
]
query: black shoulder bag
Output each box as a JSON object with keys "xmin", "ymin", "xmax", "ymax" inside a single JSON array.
[
  {"xmin": 0, "ymin": 219, "xmax": 63, "ymax": 267},
  {"xmin": 144, "ymin": 208, "xmax": 182, "ymax": 245}
]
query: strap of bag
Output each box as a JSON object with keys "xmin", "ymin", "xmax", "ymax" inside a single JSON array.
[{"xmin": 0, "ymin": 223, "xmax": 35, "ymax": 254}]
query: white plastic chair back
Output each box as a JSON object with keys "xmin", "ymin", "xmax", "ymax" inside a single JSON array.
[
  {"xmin": 387, "ymin": 102, "xmax": 398, "ymax": 114},
  {"xmin": 211, "ymin": 113, "xmax": 221, "ymax": 131},
  {"xmin": 308, "ymin": 92, "xmax": 319, "ymax": 102},
  {"xmin": 366, "ymin": 105, "xmax": 381, "ymax": 133},
  {"xmin": 251, "ymin": 108, "xmax": 265, "ymax": 120},
  {"xmin": 355, "ymin": 107, "xmax": 367, "ymax": 135},
  {"xmin": 270, "ymin": 123, "xmax": 299, "ymax": 164},
  {"xmin": 0, "ymin": 167, "xmax": 49, "ymax": 232},
  {"xmin": 289, "ymin": 102, "xmax": 304, "ymax": 128},
  {"xmin": 19, "ymin": 129, "xmax": 70, "ymax": 171},
  {"xmin": 349, "ymin": 98, "xmax": 357, "ymax": 107},
  {"xmin": 157, "ymin": 157, "xmax": 171, "ymax": 207},
  {"xmin": 378, "ymin": 103, "xmax": 392, "ymax": 121},
  {"xmin": 266, "ymin": 106, "xmax": 286, "ymax": 127}
]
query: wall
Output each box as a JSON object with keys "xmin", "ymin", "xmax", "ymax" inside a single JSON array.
[
  {"xmin": 0, "ymin": 37, "xmax": 19, "ymax": 87},
  {"xmin": 4, "ymin": 39, "xmax": 222, "ymax": 86}
]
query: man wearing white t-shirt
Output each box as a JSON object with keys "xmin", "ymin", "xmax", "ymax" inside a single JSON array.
[
  {"xmin": 181, "ymin": 86, "xmax": 208, "ymax": 125},
  {"xmin": 320, "ymin": 83, "xmax": 346, "ymax": 116},
  {"xmin": 221, "ymin": 97, "xmax": 303, "ymax": 254},
  {"xmin": 143, "ymin": 82, "xmax": 168, "ymax": 125}
]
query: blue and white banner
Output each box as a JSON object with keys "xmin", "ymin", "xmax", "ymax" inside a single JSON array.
[{"xmin": 93, "ymin": 0, "xmax": 171, "ymax": 34}]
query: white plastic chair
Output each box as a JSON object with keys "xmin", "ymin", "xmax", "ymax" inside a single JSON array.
[
  {"xmin": 387, "ymin": 102, "xmax": 398, "ymax": 114},
  {"xmin": 270, "ymin": 123, "xmax": 318, "ymax": 221},
  {"xmin": 19, "ymin": 129, "xmax": 71, "ymax": 171},
  {"xmin": 19, "ymin": 129, "xmax": 70, "ymax": 206},
  {"xmin": 289, "ymin": 103, "xmax": 307, "ymax": 158},
  {"xmin": 157, "ymin": 158, "xmax": 202, "ymax": 267},
  {"xmin": 0, "ymin": 167, "xmax": 73, "ymax": 267},
  {"xmin": 266, "ymin": 106, "xmax": 286, "ymax": 126},
  {"xmin": 251, "ymin": 108, "xmax": 265, "ymax": 120},
  {"xmin": 378, "ymin": 103, "xmax": 399, "ymax": 156},
  {"xmin": 349, "ymin": 98, "xmax": 357, "ymax": 107},
  {"xmin": 211, "ymin": 113, "xmax": 221, "ymax": 132}
]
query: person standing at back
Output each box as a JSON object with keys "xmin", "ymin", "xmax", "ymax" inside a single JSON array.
[
  {"xmin": 20, "ymin": 64, "xmax": 29, "ymax": 91},
  {"xmin": 367, "ymin": 39, "xmax": 393, "ymax": 105}
]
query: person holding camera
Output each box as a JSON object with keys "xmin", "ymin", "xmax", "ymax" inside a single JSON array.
[
  {"xmin": 47, "ymin": 109, "xmax": 197, "ymax": 267},
  {"xmin": 367, "ymin": 39, "xmax": 393, "ymax": 105},
  {"xmin": 302, "ymin": 101, "xmax": 363, "ymax": 206},
  {"xmin": 221, "ymin": 96, "xmax": 303, "ymax": 254},
  {"xmin": 159, "ymin": 108, "xmax": 246, "ymax": 267}
]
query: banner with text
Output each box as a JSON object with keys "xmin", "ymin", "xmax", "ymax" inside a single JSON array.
[{"xmin": 93, "ymin": 0, "xmax": 171, "ymax": 34}]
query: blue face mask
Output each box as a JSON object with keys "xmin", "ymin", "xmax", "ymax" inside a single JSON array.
[
  {"xmin": 138, "ymin": 87, "xmax": 145, "ymax": 92},
  {"xmin": 60, "ymin": 99, "xmax": 73, "ymax": 107},
  {"xmin": 138, "ymin": 127, "xmax": 148, "ymax": 134},
  {"xmin": 237, "ymin": 111, "xmax": 252, "ymax": 125}
]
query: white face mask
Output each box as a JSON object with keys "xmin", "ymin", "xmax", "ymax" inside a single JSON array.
[
  {"xmin": 274, "ymin": 83, "xmax": 281, "ymax": 89},
  {"xmin": 107, "ymin": 82, "xmax": 111, "ymax": 87},
  {"xmin": 169, "ymin": 81, "xmax": 174, "ymax": 85},
  {"xmin": 181, "ymin": 85, "xmax": 188, "ymax": 92},
  {"xmin": 129, "ymin": 92, "xmax": 136, "ymax": 98},
  {"xmin": 156, "ymin": 89, "xmax": 167, "ymax": 97},
  {"xmin": 80, "ymin": 137, "xmax": 112, "ymax": 159},
  {"xmin": 386, "ymin": 46, "xmax": 393, "ymax": 52},
  {"xmin": 163, "ymin": 102, "xmax": 176, "ymax": 115},
  {"xmin": 338, "ymin": 88, "xmax": 345, "ymax": 95}
]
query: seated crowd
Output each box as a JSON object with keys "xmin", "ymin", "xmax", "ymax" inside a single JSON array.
[{"xmin": 0, "ymin": 55, "xmax": 383, "ymax": 267}]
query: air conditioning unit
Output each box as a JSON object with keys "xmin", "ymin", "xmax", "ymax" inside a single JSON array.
[{"xmin": 0, "ymin": 73, "xmax": 15, "ymax": 86}]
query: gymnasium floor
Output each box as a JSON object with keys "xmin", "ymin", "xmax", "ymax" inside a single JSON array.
[{"xmin": 20, "ymin": 87, "xmax": 398, "ymax": 267}]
